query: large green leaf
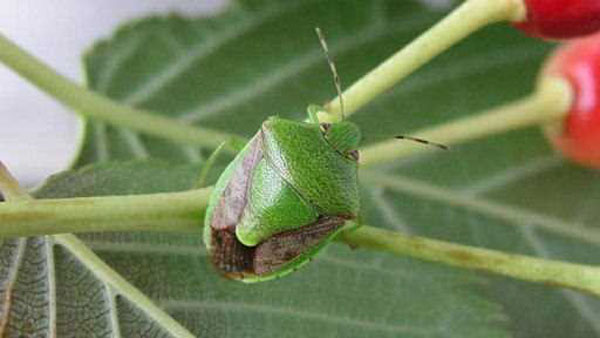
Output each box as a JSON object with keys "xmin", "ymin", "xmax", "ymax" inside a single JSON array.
[
  {"xmin": 10, "ymin": 0, "xmax": 600, "ymax": 336},
  {"xmin": 81, "ymin": 0, "xmax": 599, "ymax": 336},
  {"xmin": 29, "ymin": 162, "xmax": 508, "ymax": 337}
]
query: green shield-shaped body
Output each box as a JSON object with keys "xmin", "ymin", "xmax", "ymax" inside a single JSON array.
[{"xmin": 204, "ymin": 117, "xmax": 359, "ymax": 282}]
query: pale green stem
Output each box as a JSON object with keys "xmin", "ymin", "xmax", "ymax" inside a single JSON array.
[
  {"xmin": 0, "ymin": 33, "xmax": 245, "ymax": 152},
  {"xmin": 360, "ymin": 77, "xmax": 573, "ymax": 166},
  {"xmin": 323, "ymin": 0, "xmax": 526, "ymax": 119},
  {"xmin": 1, "ymin": 182, "xmax": 599, "ymax": 297},
  {"xmin": 195, "ymin": 142, "xmax": 227, "ymax": 188},
  {"xmin": 3, "ymin": 163, "xmax": 599, "ymax": 297},
  {"xmin": 340, "ymin": 225, "xmax": 600, "ymax": 297},
  {"xmin": 0, "ymin": 162, "xmax": 29, "ymax": 202},
  {"xmin": 0, "ymin": 188, "xmax": 210, "ymax": 237}
]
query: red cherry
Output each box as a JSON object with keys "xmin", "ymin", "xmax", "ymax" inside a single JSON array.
[
  {"xmin": 514, "ymin": 0, "xmax": 600, "ymax": 39},
  {"xmin": 542, "ymin": 32, "xmax": 600, "ymax": 167}
]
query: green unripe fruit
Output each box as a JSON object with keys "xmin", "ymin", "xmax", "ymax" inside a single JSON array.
[{"xmin": 204, "ymin": 115, "xmax": 360, "ymax": 282}]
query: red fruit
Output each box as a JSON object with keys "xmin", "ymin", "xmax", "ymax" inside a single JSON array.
[
  {"xmin": 514, "ymin": 0, "xmax": 600, "ymax": 39},
  {"xmin": 542, "ymin": 32, "xmax": 600, "ymax": 168}
]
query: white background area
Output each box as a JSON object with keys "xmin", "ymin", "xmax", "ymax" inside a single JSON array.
[{"xmin": 0, "ymin": 0, "xmax": 448, "ymax": 187}]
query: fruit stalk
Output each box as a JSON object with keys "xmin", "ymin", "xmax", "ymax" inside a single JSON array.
[
  {"xmin": 0, "ymin": 162, "xmax": 29, "ymax": 201},
  {"xmin": 359, "ymin": 77, "xmax": 572, "ymax": 166},
  {"xmin": 0, "ymin": 163, "xmax": 210, "ymax": 237},
  {"xmin": 2, "ymin": 165, "xmax": 599, "ymax": 297},
  {"xmin": 324, "ymin": 0, "xmax": 525, "ymax": 118},
  {"xmin": 0, "ymin": 33, "xmax": 245, "ymax": 152},
  {"xmin": 340, "ymin": 225, "xmax": 600, "ymax": 297},
  {"xmin": 0, "ymin": 189, "xmax": 209, "ymax": 237}
]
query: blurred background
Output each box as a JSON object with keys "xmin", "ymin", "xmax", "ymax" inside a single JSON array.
[
  {"xmin": 0, "ymin": 0, "xmax": 451, "ymax": 187},
  {"xmin": 0, "ymin": 0, "xmax": 227, "ymax": 187}
]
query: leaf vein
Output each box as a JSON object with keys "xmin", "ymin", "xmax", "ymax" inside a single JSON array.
[
  {"xmin": 45, "ymin": 236, "xmax": 57, "ymax": 338},
  {"xmin": 460, "ymin": 155, "xmax": 563, "ymax": 195},
  {"xmin": 161, "ymin": 300, "xmax": 436, "ymax": 335},
  {"xmin": 85, "ymin": 240, "xmax": 417, "ymax": 278},
  {"xmin": 520, "ymin": 226, "xmax": 600, "ymax": 334},
  {"xmin": 362, "ymin": 171, "xmax": 600, "ymax": 245},
  {"xmin": 94, "ymin": 32, "xmax": 148, "ymax": 94},
  {"xmin": 122, "ymin": 1, "xmax": 310, "ymax": 106},
  {"xmin": 106, "ymin": 286, "xmax": 122, "ymax": 338},
  {"xmin": 0, "ymin": 239, "xmax": 26, "ymax": 336},
  {"xmin": 118, "ymin": 129, "xmax": 149, "ymax": 159},
  {"xmin": 177, "ymin": 18, "xmax": 431, "ymax": 122},
  {"xmin": 93, "ymin": 123, "xmax": 110, "ymax": 162}
]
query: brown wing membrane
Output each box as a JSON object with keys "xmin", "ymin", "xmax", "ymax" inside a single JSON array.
[
  {"xmin": 210, "ymin": 227, "xmax": 255, "ymax": 278},
  {"xmin": 212, "ymin": 216, "xmax": 346, "ymax": 278},
  {"xmin": 253, "ymin": 216, "xmax": 346, "ymax": 275}
]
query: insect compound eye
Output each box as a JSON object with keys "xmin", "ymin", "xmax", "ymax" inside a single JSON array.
[
  {"xmin": 319, "ymin": 123, "xmax": 332, "ymax": 134},
  {"xmin": 348, "ymin": 149, "xmax": 360, "ymax": 162}
]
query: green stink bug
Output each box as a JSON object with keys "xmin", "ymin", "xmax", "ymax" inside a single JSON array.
[
  {"xmin": 203, "ymin": 28, "xmax": 361, "ymax": 282},
  {"xmin": 203, "ymin": 111, "xmax": 361, "ymax": 282},
  {"xmin": 201, "ymin": 26, "xmax": 447, "ymax": 282}
]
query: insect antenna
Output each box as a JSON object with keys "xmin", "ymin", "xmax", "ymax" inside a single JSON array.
[
  {"xmin": 315, "ymin": 27, "xmax": 344, "ymax": 120},
  {"xmin": 395, "ymin": 135, "xmax": 449, "ymax": 150}
]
